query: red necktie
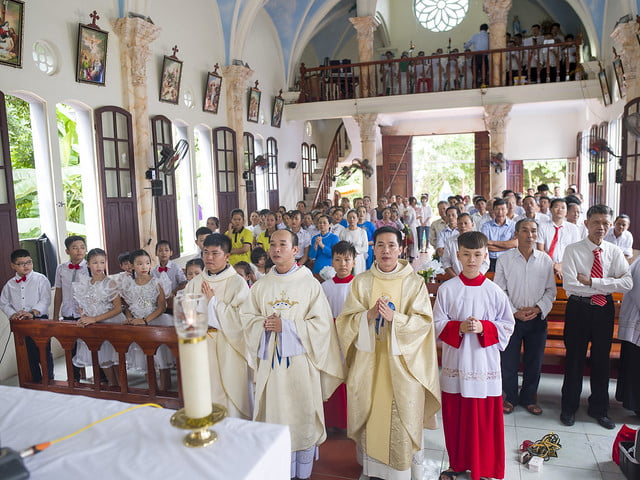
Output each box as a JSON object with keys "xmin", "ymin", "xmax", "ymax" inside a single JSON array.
[
  {"xmin": 590, "ymin": 248, "xmax": 607, "ymax": 306},
  {"xmin": 548, "ymin": 224, "xmax": 563, "ymax": 260},
  {"xmin": 68, "ymin": 264, "xmax": 81, "ymax": 270},
  {"xmin": 15, "ymin": 276, "xmax": 26, "ymax": 283},
  {"xmin": 158, "ymin": 267, "xmax": 168, "ymax": 273}
]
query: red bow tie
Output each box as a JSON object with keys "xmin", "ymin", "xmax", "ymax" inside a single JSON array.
[
  {"xmin": 158, "ymin": 267, "xmax": 168, "ymax": 273},
  {"xmin": 68, "ymin": 264, "xmax": 81, "ymax": 270},
  {"xmin": 15, "ymin": 276, "xmax": 27, "ymax": 283}
]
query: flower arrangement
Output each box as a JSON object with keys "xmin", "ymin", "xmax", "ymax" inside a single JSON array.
[
  {"xmin": 402, "ymin": 224, "xmax": 413, "ymax": 245},
  {"xmin": 417, "ymin": 258, "xmax": 444, "ymax": 284}
]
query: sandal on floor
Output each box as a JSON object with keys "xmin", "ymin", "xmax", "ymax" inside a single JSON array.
[
  {"xmin": 503, "ymin": 400, "xmax": 514, "ymax": 414},
  {"xmin": 525, "ymin": 404, "xmax": 543, "ymax": 415},
  {"xmin": 439, "ymin": 469, "xmax": 459, "ymax": 480}
]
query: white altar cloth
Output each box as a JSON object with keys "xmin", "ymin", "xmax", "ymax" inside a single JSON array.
[{"xmin": 0, "ymin": 386, "xmax": 290, "ymax": 479}]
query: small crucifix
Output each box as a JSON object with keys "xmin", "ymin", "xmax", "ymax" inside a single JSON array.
[
  {"xmin": 213, "ymin": 63, "xmax": 219, "ymax": 75},
  {"xmin": 89, "ymin": 10, "xmax": 100, "ymax": 28},
  {"xmin": 171, "ymin": 45, "xmax": 179, "ymax": 59},
  {"xmin": 254, "ymin": 80, "xmax": 260, "ymax": 89}
]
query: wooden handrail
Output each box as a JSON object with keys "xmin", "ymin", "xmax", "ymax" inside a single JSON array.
[
  {"xmin": 10, "ymin": 319, "xmax": 182, "ymax": 409},
  {"xmin": 312, "ymin": 123, "xmax": 347, "ymax": 208},
  {"xmin": 298, "ymin": 39, "xmax": 583, "ymax": 103}
]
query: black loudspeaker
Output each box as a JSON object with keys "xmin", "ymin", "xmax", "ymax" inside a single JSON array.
[
  {"xmin": 616, "ymin": 168, "xmax": 623, "ymax": 184},
  {"xmin": 588, "ymin": 172, "xmax": 597, "ymax": 184},
  {"xmin": 151, "ymin": 179, "xmax": 163, "ymax": 196},
  {"xmin": 246, "ymin": 180, "xmax": 255, "ymax": 193}
]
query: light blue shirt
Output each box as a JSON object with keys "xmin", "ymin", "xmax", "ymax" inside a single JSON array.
[
  {"xmin": 481, "ymin": 219, "xmax": 515, "ymax": 259},
  {"xmin": 464, "ymin": 30, "xmax": 489, "ymax": 51}
]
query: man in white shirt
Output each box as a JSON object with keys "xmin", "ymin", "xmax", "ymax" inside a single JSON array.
[
  {"xmin": 441, "ymin": 213, "xmax": 489, "ymax": 277},
  {"xmin": 604, "ymin": 214, "xmax": 634, "ymax": 259},
  {"xmin": 537, "ymin": 198, "xmax": 580, "ymax": 278},
  {"xmin": 560, "ymin": 204, "xmax": 633, "ymax": 430},
  {"xmin": 436, "ymin": 206, "xmax": 459, "ymax": 258},
  {"xmin": 464, "ymin": 23, "xmax": 489, "ymax": 87},
  {"xmin": 429, "ymin": 201, "xmax": 449, "ymax": 249},
  {"xmin": 289, "ymin": 210, "xmax": 311, "ymax": 266},
  {"xmin": 416, "ymin": 194, "xmax": 432, "ymax": 253},
  {"xmin": 515, "ymin": 195, "xmax": 549, "ymax": 224},
  {"xmin": 495, "ymin": 219, "xmax": 556, "ymax": 415},
  {"xmin": 471, "ymin": 196, "xmax": 491, "ymax": 231}
]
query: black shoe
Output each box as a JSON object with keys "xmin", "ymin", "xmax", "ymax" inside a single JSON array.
[
  {"xmin": 590, "ymin": 414, "xmax": 615, "ymax": 430},
  {"xmin": 560, "ymin": 412, "xmax": 575, "ymax": 426}
]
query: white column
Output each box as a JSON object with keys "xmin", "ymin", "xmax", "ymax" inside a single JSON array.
[
  {"xmin": 354, "ymin": 113, "xmax": 379, "ymax": 204},
  {"xmin": 484, "ymin": 104, "xmax": 512, "ymax": 197}
]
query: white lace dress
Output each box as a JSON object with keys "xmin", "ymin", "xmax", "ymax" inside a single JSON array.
[
  {"xmin": 120, "ymin": 276, "xmax": 174, "ymax": 371},
  {"xmin": 72, "ymin": 276, "xmax": 124, "ymax": 368}
]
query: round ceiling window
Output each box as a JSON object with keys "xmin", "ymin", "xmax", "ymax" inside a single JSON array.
[{"xmin": 415, "ymin": 0, "xmax": 469, "ymax": 33}]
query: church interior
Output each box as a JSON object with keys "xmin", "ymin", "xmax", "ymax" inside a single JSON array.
[{"xmin": 2, "ymin": 0, "xmax": 640, "ymax": 479}]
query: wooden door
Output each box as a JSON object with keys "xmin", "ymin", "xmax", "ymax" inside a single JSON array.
[
  {"xmin": 151, "ymin": 115, "xmax": 180, "ymax": 257},
  {"xmin": 475, "ymin": 131, "xmax": 490, "ymax": 198},
  {"xmin": 243, "ymin": 132, "xmax": 257, "ymax": 214},
  {"xmin": 94, "ymin": 107, "xmax": 140, "ymax": 273},
  {"xmin": 621, "ymin": 97, "xmax": 640, "ymax": 249},
  {"xmin": 266, "ymin": 137, "xmax": 279, "ymax": 211},
  {"xmin": 381, "ymin": 135, "xmax": 412, "ymax": 197},
  {"xmin": 213, "ymin": 127, "xmax": 238, "ymax": 231},
  {"xmin": 0, "ymin": 91, "xmax": 20, "ymax": 282},
  {"xmin": 506, "ymin": 160, "xmax": 523, "ymax": 193},
  {"xmin": 588, "ymin": 123, "xmax": 607, "ymax": 205}
]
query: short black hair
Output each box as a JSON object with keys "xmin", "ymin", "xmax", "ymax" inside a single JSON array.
[
  {"xmin": 537, "ymin": 183, "xmax": 549, "ymax": 192},
  {"xmin": 11, "ymin": 249, "xmax": 31, "ymax": 263},
  {"xmin": 332, "ymin": 240, "xmax": 356, "ymax": 259},
  {"xmin": 445, "ymin": 206, "xmax": 460, "ymax": 215},
  {"xmin": 493, "ymin": 198, "xmax": 507, "ymax": 209},
  {"xmin": 129, "ymin": 249, "xmax": 151, "ymax": 264},
  {"xmin": 290, "ymin": 209, "xmax": 302, "ymax": 219},
  {"xmin": 457, "ymin": 231, "xmax": 488, "ymax": 249},
  {"xmin": 458, "ymin": 212, "xmax": 471, "ymax": 222},
  {"xmin": 203, "ymin": 233, "xmax": 231, "ymax": 253},
  {"xmin": 155, "ymin": 240, "xmax": 172, "ymax": 253},
  {"xmin": 195, "ymin": 226, "xmax": 213, "ymax": 238},
  {"xmin": 230, "ymin": 208, "xmax": 245, "ymax": 219},
  {"xmin": 118, "ymin": 251, "xmax": 131, "ymax": 264},
  {"xmin": 65, "ymin": 235, "xmax": 86, "ymax": 249},
  {"xmin": 373, "ymin": 226, "xmax": 402, "ymax": 245},
  {"xmin": 480, "ymin": 23, "xmax": 488, "ymax": 31},
  {"xmin": 515, "ymin": 218, "xmax": 538, "ymax": 232},
  {"xmin": 437, "ymin": 200, "xmax": 448, "ymax": 207},
  {"xmin": 251, "ymin": 247, "xmax": 268, "ymax": 264},
  {"xmin": 207, "ymin": 216, "xmax": 220, "ymax": 228},
  {"xmin": 550, "ymin": 198, "xmax": 567, "ymax": 209},
  {"xmin": 586, "ymin": 204, "xmax": 613, "ymax": 219},
  {"xmin": 186, "ymin": 258, "xmax": 205, "ymax": 270},
  {"xmin": 615, "ymin": 214, "xmax": 630, "ymax": 222},
  {"xmin": 87, "ymin": 248, "xmax": 107, "ymax": 262},
  {"xmin": 272, "ymin": 228, "xmax": 298, "ymax": 247},
  {"xmin": 539, "ymin": 196, "xmax": 551, "ymax": 204},
  {"xmin": 234, "ymin": 261, "xmax": 252, "ymax": 276}
]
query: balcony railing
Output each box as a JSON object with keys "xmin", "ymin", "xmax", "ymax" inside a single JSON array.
[{"xmin": 298, "ymin": 40, "xmax": 582, "ymax": 103}]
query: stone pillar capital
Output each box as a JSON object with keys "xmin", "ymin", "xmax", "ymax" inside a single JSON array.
[
  {"xmin": 112, "ymin": 17, "xmax": 161, "ymax": 86},
  {"xmin": 349, "ymin": 16, "xmax": 379, "ymax": 37},
  {"xmin": 482, "ymin": 0, "xmax": 512, "ymax": 25},
  {"xmin": 354, "ymin": 113, "xmax": 379, "ymax": 143},
  {"xmin": 611, "ymin": 21, "xmax": 640, "ymax": 99},
  {"xmin": 221, "ymin": 65, "xmax": 255, "ymax": 118},
  {"xmin": 484, "ymin": 104, "xmax": 512, "ymax": 134}
]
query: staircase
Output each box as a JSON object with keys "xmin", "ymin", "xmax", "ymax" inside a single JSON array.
[{"xmin": 304, "ymin": 123, "xmax": 350, "ymax": 208}]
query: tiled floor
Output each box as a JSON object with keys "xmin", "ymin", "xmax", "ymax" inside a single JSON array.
[
  {"xmin": 3, "ymin": 355, "xmax": 637, "ymax": 479},
  {"xmin": 311, "ymin": 373, "xmax": 639, "ymax": 480}
]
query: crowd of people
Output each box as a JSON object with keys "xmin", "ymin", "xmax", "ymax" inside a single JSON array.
[
  {"xmin": 378, "ymin": 21, "xmax": 578, "ymax": 96},
  {"xmin": 1, "ymin": 183, "xmax": 639, "ymax": 480}
]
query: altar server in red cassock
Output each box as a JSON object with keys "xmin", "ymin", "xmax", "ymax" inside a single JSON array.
[{"xmin": 433, "ymin": 231, "xmax": 514, "ymax": 480}]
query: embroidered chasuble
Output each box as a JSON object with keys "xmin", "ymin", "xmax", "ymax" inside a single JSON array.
[
  {"xmin": 240, "ymin": 266, "xmax": 345, "ymax": 451},
  {"xmin": 336, "ymin": 260, "xmax": 441, "ymax": 471},
  {"xmin": 185, "ymin": 267, "xmax": 251, "ymax": 419}
]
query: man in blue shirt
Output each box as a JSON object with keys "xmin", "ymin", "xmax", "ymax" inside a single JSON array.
[
  {"xmin": 464, "ymin": 23, "xmax": 490, "ymax": 87},
  {"xmin": 481, "ymin": 198, "xmax": 517, "ymax": 271}
]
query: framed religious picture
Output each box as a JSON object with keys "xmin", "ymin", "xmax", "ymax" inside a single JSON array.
[
  {"xmin": 598, "ymin": 70, "xmax": 611, "ymax": 106},
  {"xmin": 613, "ymin": 58, "xmax": 626, "ymax": 98},
  {"xmin": 247, "ymin": 83, "xmax": 261, "ymax": 123},
  {"xmin": 203, "ymin": 68, "xmax": 222, "ymax": 114},
  {"xmin": 159, "ymin": 54, "xmax": 183, "ymax": 104},
  {"xmin": 0, "ymin": 0, "xmax": 25, "ymax": 68},
  {"xmin": 75, "ymin": 19, "xmax": 108, "ymax": 86},
  {"xmin": 271, "ymin": 94, "xmax": 284, "ymax": 128}
]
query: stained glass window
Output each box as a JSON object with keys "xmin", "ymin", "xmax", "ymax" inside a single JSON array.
[{"xmin": 415, "ymin": 0, "xmax": 469, "ymax": 33}]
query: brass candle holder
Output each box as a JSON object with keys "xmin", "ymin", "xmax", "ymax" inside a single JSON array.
[{"xmin": 170, "ymin": 403, "xmax": 227, "ymax": 447}]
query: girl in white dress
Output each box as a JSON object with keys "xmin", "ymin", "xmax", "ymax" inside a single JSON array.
[
  {"xmin": 121, "ymin": 249, "xmax": 174, "ymax": 391},
  {"xmin": 339, "ymin": 209, "xmax": 369, "ymax": 274},
  {"xmin": 72, "ymin": 248, "xmax": 125, "ymax": 387}
]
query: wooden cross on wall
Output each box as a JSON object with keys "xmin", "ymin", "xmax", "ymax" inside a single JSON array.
[
  {"xmin": 88, "ymin": 10, "xmax": 101, "ymax": 29},
  {"xmin": 170, "ymin": 45, "xmax": 179, "ymax": 59}
]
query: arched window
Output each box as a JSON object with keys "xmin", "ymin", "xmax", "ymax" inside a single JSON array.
[
  {"xmin": 213, "ymin": 127, "xmax": 238, "ymax": 230},
  {"xmin": 266, "ymin": 137, "xmax": 279, "ymax": 211},
  {"xmin": 244, "ymin": 132, "xmax": 257, "ymax": 214},
  {"xmin": 414, "ymin": 0, "xmax": 468, "ymax": 33},
  {"xmin": 301, "ymin": 142, "xmax": 310, "ymax": 188},
  {"xmin": 310, "ymin": 144, "xmax": 318, "ymax": 171}
]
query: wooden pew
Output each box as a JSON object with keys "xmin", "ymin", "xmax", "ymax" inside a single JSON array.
[{"xmin": 10, "ymin": 319, "xmax": 182, "ymax": 409}]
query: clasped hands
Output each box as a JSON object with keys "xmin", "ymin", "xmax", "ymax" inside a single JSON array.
[
  {"xmin": 460, "ymin": 316, "xmax": 483, "ymax": 334},
  {"xmin": 514, "ymin": 306, "xmax": 541, "ymax": 322},
  {"xmin": 201, "ymin": 281, "xmax": 216, "ymax": 302},
  {"xmin": 577, "ymin": 273, "xmax": 593, "ymax": 286},
  {"xmin": 77, "ymin": 314, "xmax": 98, "ymax": 327},
  {"xmin": 10, "ymin": 310, "xmax": 37, "ymax": 321},
  {"xmin": 366, "ymin": 297, "xmax": 394, "ymax": 323},
  {"xmin": 264, "ymin": 313, "xmax": 282, "ymax": 333}
]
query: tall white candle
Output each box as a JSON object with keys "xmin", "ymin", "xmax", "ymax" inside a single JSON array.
[{"xmin": 178, "ymin": 336, "xmax": 212, "ymax": 419}]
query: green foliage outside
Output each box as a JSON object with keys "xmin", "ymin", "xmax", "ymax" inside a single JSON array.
[
  {"xmin": 413, "ymin": 134, "xmax": 475, "ymax": 208},
  {"xmin": 6, "ymin": 96, "xmax": 85, "ymax": 239},
  {"xmin": 335, "ymin": 167, "xmax": 362, "ymax": 200},
  {"xmin": 522, "ymin": 159, "xmax": 566, "ymax": 192}
]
